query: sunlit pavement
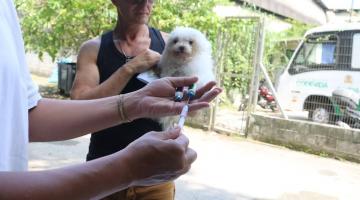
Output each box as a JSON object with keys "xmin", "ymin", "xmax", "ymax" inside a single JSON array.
[{"xmin": 29, "ymin": 127, "xmax": 360, "ymax": 200}]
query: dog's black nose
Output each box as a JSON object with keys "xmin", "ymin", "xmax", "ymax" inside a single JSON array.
[{"xmin": 179, "ymin": 46, "xmax": 185, "ymax": 52}]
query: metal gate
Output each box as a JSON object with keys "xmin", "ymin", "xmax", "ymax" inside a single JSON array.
[{"xmin": 209, "ymin": 17, "xmax": 263, "ymax": 136}]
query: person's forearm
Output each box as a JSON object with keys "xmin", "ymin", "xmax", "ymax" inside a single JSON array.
[
  {"xmin": 0, "ymin": 151, "xmax": 133, "ymax": 200},
  {"xmin": 29, "ymin": 97, "xmax": 122, "ymax": 142},
  {"xmin": 29, "ymin": 76, "xmax": 216, "ymax": 142},
  {"xmin": 72, "ymin": 65, "xmax": 134, "ymax": 100}
]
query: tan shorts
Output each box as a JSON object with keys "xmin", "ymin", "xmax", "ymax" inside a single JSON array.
[{"xmin": 102, "ymin": 181, "xmax": 175, "ymax": 200}]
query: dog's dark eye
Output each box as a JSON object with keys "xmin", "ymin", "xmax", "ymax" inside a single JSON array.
[
  {"xmin": 173, "ymin": 38, "xmax": 178, "ymax": 44},
  {"xmin": 189, "ymin": 40, "xmax": 193, "ymax": 45}
]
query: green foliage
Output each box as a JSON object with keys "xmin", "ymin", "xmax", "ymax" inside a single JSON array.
[
  {"xmin": 264, "ymin": 19, "xmax": 314, "ymax": 80},
  {"xmin": 15, "ymin": 0, "xmax": 222, "ymax": 60},
  {"xmin": 150, "ymin": 0, "xmax": 221, "ymax": 43},
  {"xmin": 216, "ymin": 18, "xmax": 258, "ymax": 98},
  {"xmin": 15, "ymin": 0, "xmax": 116, "ymax": 60}
]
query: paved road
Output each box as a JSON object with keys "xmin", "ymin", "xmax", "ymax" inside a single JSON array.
[{"xmin": 29, "ymin": 127, "xmax": 360, "ymax": 200}]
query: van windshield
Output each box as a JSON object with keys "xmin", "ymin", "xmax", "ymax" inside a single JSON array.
[{"xmin": 289, "ymin": 34, "xmax": 337, "ymax": 74}]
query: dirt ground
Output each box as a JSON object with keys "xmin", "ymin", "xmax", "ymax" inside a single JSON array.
[{"xmin": 29, "ymin": 127, "xmax": 360, "ymax": 200}]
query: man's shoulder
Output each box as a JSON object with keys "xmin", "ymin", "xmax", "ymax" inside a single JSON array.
[
  {"xmin": 81, "ymin": 37, "xmax": 101, "ymax": 50},
  {"xmin": 77, "ymin": 36, "xmax": 102, "ymax": 61}
]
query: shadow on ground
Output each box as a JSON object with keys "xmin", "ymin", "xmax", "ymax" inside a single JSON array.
[{"xmin": 176, "ymin": 179, "xmax": 272, "ymax": 200}]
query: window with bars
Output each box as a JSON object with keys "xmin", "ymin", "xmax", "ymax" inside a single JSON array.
[{"xmin": 289, "ymin": 31, "xmax": 360, "ymax": 75}]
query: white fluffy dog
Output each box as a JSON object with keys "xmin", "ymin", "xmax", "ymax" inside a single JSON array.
[
  {"xmin": 157, "ymin": 27, "xmax": 215, "ymax": 129},
  {"xmin": 158, "ymin": 27, "xmax": 214, "ymax": 86}
]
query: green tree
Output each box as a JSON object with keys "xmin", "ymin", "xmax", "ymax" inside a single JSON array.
[
  {"xmin": 15, "ymin": 0, "xmax": 222, "ymax": 60},
  {"xmin": 151, "ymin": 0, "xmax": 220, "ymax": 43},
  {"xmin": 264, "ymin": 19, "xmax": 314, "ymax": 80},
  {"xmin": 216, "ymin": 18, "xmax": 258, "ymax": 99},
  {"xmin": 15, "ymin": 0, "xmax": 117, "ymax": 60}
]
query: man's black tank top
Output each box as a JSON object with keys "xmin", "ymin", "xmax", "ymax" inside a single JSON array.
[{"xmin": 87, "ymin": 27, "xmax": 165, "ymax": 161}]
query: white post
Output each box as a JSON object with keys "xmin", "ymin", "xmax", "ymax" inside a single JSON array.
[{"xmin": 257, "ymin": 18, "xmax": 288, "ymax": 119}]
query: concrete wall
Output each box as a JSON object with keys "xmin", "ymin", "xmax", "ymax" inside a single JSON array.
[{"xmin": 247, "ymin": 114, "xmax": 360, "ymax": 162}]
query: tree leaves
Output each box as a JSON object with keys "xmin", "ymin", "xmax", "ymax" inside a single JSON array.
[{"xmin": 16, "ymin": 0, "xmax": 116, "ymax": 60}]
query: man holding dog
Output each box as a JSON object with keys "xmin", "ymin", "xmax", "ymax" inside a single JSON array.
[
  {"xmin": 0, "ymin": 0, "xmax": 221, "ymax": 199},
  {"xmin": 71, "ymin": 0, "xmax": 220, "ymax": 199}
]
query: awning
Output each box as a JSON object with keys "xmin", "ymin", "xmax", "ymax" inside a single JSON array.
[{"xmin": 237, "ymin": 0, "xmax": 327, "ymax": 25}]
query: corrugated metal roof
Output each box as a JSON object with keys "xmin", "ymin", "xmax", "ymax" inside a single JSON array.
[
  {"xmin": 238, "ymin": 0, "xmax": 360, "ymax": 24},
  {"xmin": 239, "ymin": 0, "xmax": 327, "ymax": 25}
]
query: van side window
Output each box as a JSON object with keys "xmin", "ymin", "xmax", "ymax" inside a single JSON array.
[
  {"xmin": 289, "ymin": 34, "xmax": 337, "ymax": 74},
  {"xmin": 352, "ymin": 33, "xmax": 360, "ymax": 69}
]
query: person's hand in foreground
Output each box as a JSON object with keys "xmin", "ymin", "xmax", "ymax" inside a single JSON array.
[
  {"xmin": 122, "ymin": 127, "xmax": 195, "ymax": 186},
  {"xmin": 123, "ymin": 76, "xmax": 222, "ymax": 121},
  {"xmin": 0, "ymin": 127, "xmax": 195, "ymax": 199}
]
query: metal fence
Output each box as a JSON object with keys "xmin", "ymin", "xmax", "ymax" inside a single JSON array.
[
  {"xmin": 207, "ymin": 17, "xmax": 262, "ymax": 135},
  {"xmin": 202, "ymin": 18, "xmax": 360, "ymax": 135},
  {"xmin": 251, "ymin": 24, "xmax": 360, "ymax": 130}
]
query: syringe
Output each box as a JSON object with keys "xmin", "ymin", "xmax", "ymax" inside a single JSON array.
[
  {"xmin": 177, "ymin": 84, "xmax": 196, "ymax": 128},
  {"xmin": 177, "ymin": 100, "xmax": 189, "ymax": 129}
]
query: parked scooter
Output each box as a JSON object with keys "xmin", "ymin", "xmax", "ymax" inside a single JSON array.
[
  {"xmin": 332, "ymin": 89, "xmax": 360, "ymax": 129},
  {"xmin": 238, "ymin": 80, "xmax": 277, "ymax": 111},
  {"xmin": 257, "ymin": 79, "xmax": 277, "ymax": 111}
]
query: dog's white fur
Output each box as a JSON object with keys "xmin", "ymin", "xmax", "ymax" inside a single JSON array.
[{"xmin": 157, "ymin": 27, "xmax": 215, "ymax": 130}]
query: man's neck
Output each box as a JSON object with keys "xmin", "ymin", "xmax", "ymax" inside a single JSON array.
[{"xmin": 113, "ymin": 21, "xmax": 149, "ymax": 42}]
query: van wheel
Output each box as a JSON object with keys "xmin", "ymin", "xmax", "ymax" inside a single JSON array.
[{"xmin": 309, "ymin": 107, "xmax": 330, "ymax": 124}]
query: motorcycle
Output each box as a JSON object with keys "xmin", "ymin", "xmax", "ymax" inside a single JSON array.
[
  {"xmin": 257, "ymin": 80, "xmax": 277, "ymax": 111},
  {"xmin": 238, "ymin": 80, "xmax": 277, "ymax": 112},
  {"xmin": 332, "ymin": 89, "xmax": 360, "ymax": 129}
]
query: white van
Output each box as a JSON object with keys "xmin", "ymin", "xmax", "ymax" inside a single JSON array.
[{"xmin": 276, "ymin": 23, "xmax": 360, "ymax": 123}]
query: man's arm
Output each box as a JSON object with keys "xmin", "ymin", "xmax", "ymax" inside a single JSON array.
[
  {"xmin": 0, "ymin": 128, "xmax": 196, "ymax": 200},
  {"xmin": 70, "ymin": 39, "xmax": 160, "ymax": 100}
]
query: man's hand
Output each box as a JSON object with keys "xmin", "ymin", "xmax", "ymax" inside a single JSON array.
[
  {"xmin": 123, "ymin": 127, "xmax": 196, "ymax": 186},
  {"xmin": 125, "ymin": 49, "xmax": 160, "ymax": 74},
  {"xmin": 123, "ymin": 76, "xmax": 222, "ymax": 121}
]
